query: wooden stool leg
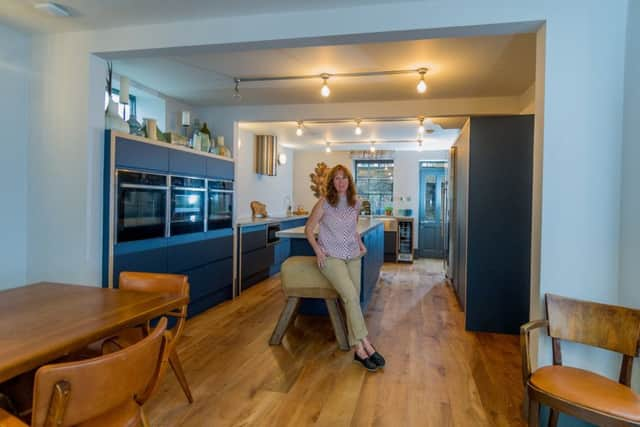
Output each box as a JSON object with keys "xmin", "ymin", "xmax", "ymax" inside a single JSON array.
[
  {"xmin": 269, "ymin": 297, "xmax": 301, "ymax": 345},
  {"xmin": 528, "ymin": 397, "xmax": 540, "ymax": 427},
  {"xmin": 548, "ymin": 409, "xmax": 559, "ymax": 427},
  {"xmin": 168, "ymin": 350, "xmax": 194, "ymax": 404},
  {"xmin": 325, "ymin": 298, "xmax": 350, "ymax": 351}
]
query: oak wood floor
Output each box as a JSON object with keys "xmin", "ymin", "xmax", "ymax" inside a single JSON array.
[{"xmin": 146, "ymin": 260, "xmax": 526, "ymax": 427}]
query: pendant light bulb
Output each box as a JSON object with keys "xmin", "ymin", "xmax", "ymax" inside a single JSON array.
[
  {"xmin": 233, "ymin": 79, "xmax": 242, "ymax": 101},
  {"xmin": 325, "ymin": 142, "xmax": 332, "ymax": 153},
  {"xmin": 416, "ymin": 68, "xmax": 428, "ymax": 94},
  {"xmin": 370, "ymin": 142, "xmax": 376, "ymax": 153},
  {"xmin": 296, "ymin": 121, "xmax": 303, "ymax": 137},
  {"xmin": 418, "ymin": 117, "xmax": 425, "ymax": 135},
  {"xmin": 320, "ymin": 74, "xmax": 331, "ymax": 97},
  {"xmin": 417, "ymin": 139, "xmax": 423, "ymax": 152},
  {"xmin": 355, "ymin": 120, "xmax": 362, "ymax": 136}
]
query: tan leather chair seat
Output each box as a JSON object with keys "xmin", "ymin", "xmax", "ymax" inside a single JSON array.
[
  {"xmin": 280, "ymin": 257, "xmax": 337, "ymax": 299},
  {"xmin": 530, "ymin": 365, "xmax": 640, "ymax": 421}
]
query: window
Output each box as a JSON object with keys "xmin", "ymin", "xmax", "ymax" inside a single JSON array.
[
  {"xmin": 105, "ymin": 89, "xmax": 136, "ymax": 121},
  {"xmin": 355, "ymin": 160, "xmax": 394, "ymax": 215}
]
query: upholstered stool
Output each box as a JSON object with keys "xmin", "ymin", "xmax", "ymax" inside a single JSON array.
[{"xmin": 269, "ymin": 256, "xmax": 350, "ymax": 351}]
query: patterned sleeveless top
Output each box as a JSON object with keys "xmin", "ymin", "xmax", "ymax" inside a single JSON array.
[{"xmin": 318, "ymin": 196, "xmax": 361, "ymax": 260}]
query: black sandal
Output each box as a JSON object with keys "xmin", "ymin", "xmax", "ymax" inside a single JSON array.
[{"xmin": 368, "ymin": 346, "xmax": 386, "ymax": 368}]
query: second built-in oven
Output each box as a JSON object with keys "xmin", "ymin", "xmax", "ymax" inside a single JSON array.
[
  {"xmin": 170, "ymin": 176, "xmax": 206, "ymax": 236},
  {"xmin": 207, "ymin": 179, "xmax": 233, "ymax": 230}
]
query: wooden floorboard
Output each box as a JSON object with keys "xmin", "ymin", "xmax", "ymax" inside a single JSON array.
[{"xmin": 146, "ymin": 260, "xmax": 526, "ymax": 427}]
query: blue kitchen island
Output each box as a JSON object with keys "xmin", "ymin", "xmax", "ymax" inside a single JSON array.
[{"xmin": 276, "ymin": 217, "xmax": 384, "ymax": 314}]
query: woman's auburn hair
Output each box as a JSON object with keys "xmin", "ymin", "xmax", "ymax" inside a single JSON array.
[{"xmin": 325, "ymin": 164, "xmax": 357, "ymax": 207}]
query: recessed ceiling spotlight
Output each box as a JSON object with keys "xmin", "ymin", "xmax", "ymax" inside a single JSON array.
[
  {"xmin": 296, "ymin": 121, "xmax": 304, "ymax": 136},
  {"xmin": 355, "ymin": 120, "xmax": 362, "ymax": 136},
  {"xmin": 320, "ymin": 74, "xmax": 331, "ymax": 98},
  {"xmin": 34, "ymin": 2, "xmax": 71, "ymax": 17},
  {"xmin": 416, "ymin": 68, "xmax": 428, "ymax": 94}
]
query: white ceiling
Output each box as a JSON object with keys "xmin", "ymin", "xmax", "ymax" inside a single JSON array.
[
  {"xmin": 110, "ymin": 33, "xmax": 536, "ymax": 106},
  {"xmin": 240, "ymin": 117, "xmax": 466, "ymax": 151},
  {"xmin": 0, "ymin": 0, "xmax": 394, "ymax": 33}
]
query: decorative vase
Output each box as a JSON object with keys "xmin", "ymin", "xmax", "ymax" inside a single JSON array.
[
  {"xmin": 127, "ymin": 114, "xmax": 144, "ymax": 136},
  {"xmin": 143, "ymin": 118, "xmax": 157, "ymax": 140},
  {"xmin": 105, "ymin": 98, "xmax": 129, "ymax": 133}
]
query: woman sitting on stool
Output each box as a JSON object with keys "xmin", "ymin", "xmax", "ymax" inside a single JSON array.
[{"xmin": 305, "ymin": 164, "xmax": 386, "ymax": 372}]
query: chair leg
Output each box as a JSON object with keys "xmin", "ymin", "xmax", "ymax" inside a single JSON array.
[
  {"xmin": 140, "ymin": 407, "xmax": 150, "ymax": 427},
  {"xmin": 528, "ymin": 398, "xmax": 540, "ymax": 427},
  {"xmin": 168, "ymin": 350, "xmax": 194, "ymax": 404},
  {"xmin": 269, "ymin": 297, "xmax": 301, "ymax": 346},
  {"xmin": 548, "ymin": 409, "xmax": 559, "ymax": 427},
  {"xmin": 325, "ymin": 298, "xmax": 350, "ymax": 351}
]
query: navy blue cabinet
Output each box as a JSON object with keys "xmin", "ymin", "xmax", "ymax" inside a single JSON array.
[
  {"xmin": 167, "ymin": 234, "xmax": 233, "ymax": 272},
  {"xmin": 206, "ymin": 157, "xmax": 234, "ymax": 180},
  {"xmin": 105, "ymin": 132, "xmax": 236, "ymax": 317},
  {"xmin": 169, "ymin": 150, "xmax": 206, "ymax": 177},
  {"xmin": 115, "ymin": 138, "xmax": 169, "ymax": 172}
]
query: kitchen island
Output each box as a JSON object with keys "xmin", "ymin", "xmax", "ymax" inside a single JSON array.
[{"xmin": 277, "ymin": 217, "xmax": 384, "ymax": 314}]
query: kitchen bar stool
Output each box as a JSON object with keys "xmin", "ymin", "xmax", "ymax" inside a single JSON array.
[{"xmin": 269, "ymin": 256, "xmax": 350, "ymax": 351}]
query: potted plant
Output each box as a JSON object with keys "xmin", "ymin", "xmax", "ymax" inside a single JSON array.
[{"xmin": 384, "ymin": 206, "xmax": 393, "ymax": 216}]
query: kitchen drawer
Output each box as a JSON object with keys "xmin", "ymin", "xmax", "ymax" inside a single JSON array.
[
  {"xmin": 168, "ymin": 235, "xmax": 232, "ymax": 272},
  {"xmin": 241, "ymin": 246, "xmax": 274, "ymax": 278},
  {"xmin": 384, "ymin": 231, "xmax": 397, "ymax": 254},
  {"xmin": 241, "ymin": 226, "xmax": 267, "ymax": 253},
  {"xmin": 113, "ymin": 247, "xmax": 168, "ymax": 288},
  {"xmin": 169, "ymin": 149, "xmax": 206, "ymax": 177},
  {"xmin": 185, "ymin": 257, "xmax": 233, "ymax": 301},
  {"xmin": 115, "ymin": 138, "xmax": 169, "ymax": 172},
  {"xmin": 206, "ymin": 157, "xmax": 234, "ymax": 180}
]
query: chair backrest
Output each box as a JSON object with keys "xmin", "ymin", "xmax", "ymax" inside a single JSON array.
[
  {"xmin": 545, "ymin": 293, "xmax": 640, "ymax": 356},
  {"xmin": 30, "ymin": 317, "xmax": 171, "ymax": 427},
  {"xmin": 119, "ymin": 272, "xmax": 189, "ymax": 298}
]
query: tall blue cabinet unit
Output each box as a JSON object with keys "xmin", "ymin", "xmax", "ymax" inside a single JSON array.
[{"xmin": 103, "ymin": 131, "xmax": 235, "ymax": 318}]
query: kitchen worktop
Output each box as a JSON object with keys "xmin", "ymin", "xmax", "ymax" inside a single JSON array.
[
  {"xmin": 277, "ymin": 217, "xmax": 383, "ymax": 238},
  {"xmin": 236, "ymin": 215, "xmax": 309, "ymax": 227}
]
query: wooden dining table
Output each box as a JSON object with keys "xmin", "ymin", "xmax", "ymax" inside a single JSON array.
[{"xmin": 0, "ymin": 282, "xmax": 188, "ymax": 384}]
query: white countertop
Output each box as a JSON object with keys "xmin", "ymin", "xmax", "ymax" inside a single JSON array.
[
  {"xmin": 236, "ymin": 215, "xmax": 308, "ymax": 227},
  {"xmin": 277, "ymin": 217, "xmax": 383, "ymax": 239}
]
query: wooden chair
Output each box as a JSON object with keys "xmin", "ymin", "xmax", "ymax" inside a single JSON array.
[
  {"xmin": 521, "ymin": 293, "xmax": 640, "ymax": 427},
  {"xmin": 105, "ymin": 272, "xmax": 194, "ymax": 404},
  {"xmin": 0, "ymin": 317, "xmax": 171, "ymax": 427}
]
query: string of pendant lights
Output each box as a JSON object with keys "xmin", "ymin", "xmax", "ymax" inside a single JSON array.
[
  {"xmin": 295, "ymin": 117, "xmax": 435, "ymax": 138},
  {"xmin": 232, "ymin": 67, "xmax": 429, "ymax": 99}
]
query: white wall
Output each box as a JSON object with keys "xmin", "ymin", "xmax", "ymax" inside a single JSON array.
[
  {"xmin": 619, "ymin": 0, "xmax": 640, "ymax": 389},
  {"xmin": 236, "ymin": 128, "xmax": 294, "ymax": 218},
  {"xmin": 292, "ymin": 150, "xmax": 352, "ymax": 213},
  {"xmin": 0, "ymin": 24, "xmax": 30, "ymax": 289},
  {"xmin": 25, "ymin": 0, "xmax": 631, "ymax": 377}
]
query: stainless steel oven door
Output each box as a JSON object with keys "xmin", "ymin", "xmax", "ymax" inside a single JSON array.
[
  {"xmin": 170, "ymin": 176, "xmax": 206, "ymax": 236},
  {"xmin": 116, "ymin": 171, "xmax": 168, "ymax": 243},
  {"xmin": 207, "ymin": 180, "xmax": 233, "ymax": 230}
]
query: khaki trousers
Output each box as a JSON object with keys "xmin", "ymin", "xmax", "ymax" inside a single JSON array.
[{"xmin": 320, "ymin": 257, "xmax": 368, "ymax": 347}]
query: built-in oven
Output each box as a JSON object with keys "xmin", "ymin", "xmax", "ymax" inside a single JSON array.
[
  {"xmin": 207, "ymin": 179, "xmax": 233, "ymax": 230},
  {"xmin": 170, "ymin": 176, "xmax": 206, "ymax": 236},
  {"xmin": 267, "ymin": 222, "xmax": 281, "ymax": 246},
  {"xmin": 116, "ymin": 170, "xmax": 168, "ymax": 243}
]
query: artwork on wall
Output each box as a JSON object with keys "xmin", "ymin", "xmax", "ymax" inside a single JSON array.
[{"xmin": 309, "ymin": 162, "xmax": 329, "ymax": 199}]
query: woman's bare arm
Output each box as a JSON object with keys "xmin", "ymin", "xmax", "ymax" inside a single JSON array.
[{"xmin": 305, "ymin": 198, "xmax": 326, "ymax": 267}]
